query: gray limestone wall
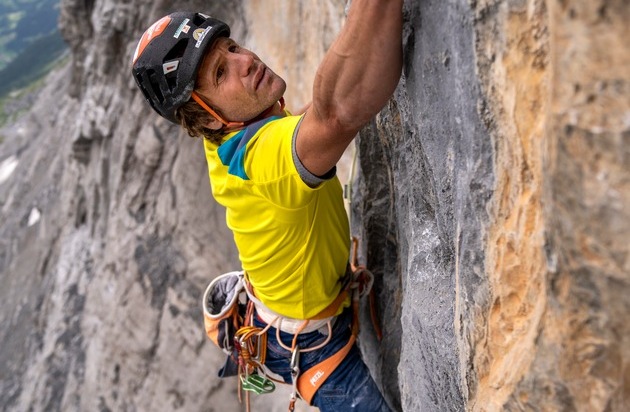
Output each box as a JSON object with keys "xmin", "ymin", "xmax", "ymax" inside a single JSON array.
[
  {"xmin": 353, "ymin": 0, "xmax": 630, "ymax": 411},
  {"xmin": 352, "ymin": 1, "xmax": 492, "ymax": 410}
]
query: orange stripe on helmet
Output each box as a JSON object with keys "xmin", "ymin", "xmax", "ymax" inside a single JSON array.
[{"xmin": 133, "ymin": 16, "xmax": 172, "ymax": 64}]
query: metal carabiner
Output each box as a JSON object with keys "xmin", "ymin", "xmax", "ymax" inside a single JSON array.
[
  {"xmin": 290, "ymin": 346, "xmax": 300, "ymax": 378},
  {"xmin": 289, "ymin": 346, "xmax": 301, "ymax": 410}
]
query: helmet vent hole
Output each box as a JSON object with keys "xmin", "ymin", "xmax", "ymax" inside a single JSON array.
[
  {"xmin": 192, "ymin": 14, "xmax": 208, "ymax": 26},
  {"xmin": 164, "ymin": 38, "xmax": 188, "ymax": 61},
  {"xmin": 146, "ymin": 69, "xmax": 165, "ymax": 103},
  {"xmin": 166, "ymin": 75, "xmax": 177, "ymax": 92}
]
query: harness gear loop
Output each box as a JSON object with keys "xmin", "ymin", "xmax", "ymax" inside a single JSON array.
[{"xmin": 235, "ymin": 300, "xmax": 278, "ymax": 405}]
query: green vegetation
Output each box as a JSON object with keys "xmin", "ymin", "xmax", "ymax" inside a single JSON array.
[
  {"xmin": 0, "ymin": 30, "xmax": 67, "ymax": 96},
  {"xmin": 0, "ymin": 49, "xmax": 69, "ymax": 127},
  {"xmin": 0, "ymin": 0, "xmax": 61, "ymax": 70},
  {"xmin": 0, "ymin": 0, "xmax": 69, "ymax": 127}
]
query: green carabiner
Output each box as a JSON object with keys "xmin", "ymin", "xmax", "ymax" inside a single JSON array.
[{"xmin": 240, "ymin": 373, "xmax": 276, "ymax": 395}]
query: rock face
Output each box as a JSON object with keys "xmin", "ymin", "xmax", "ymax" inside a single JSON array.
[
  {"xmin": 0, "ymin": 0, "xmax": 628, "ymax": 412},
  {"xmin": 354, "ymin": 0, "xmax": 629, "ymax": 411}
]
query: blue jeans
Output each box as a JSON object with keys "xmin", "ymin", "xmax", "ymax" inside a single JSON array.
[{"xmin": 253, "ymin": 308, "xmax": 391, "ymax": 412}]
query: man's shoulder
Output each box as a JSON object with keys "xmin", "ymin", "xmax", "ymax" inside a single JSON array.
[
  {"xmin": 253, "ymin": 114, "xmax": 302, "ymax": 138},
  {"xmin": 206, "ymin": 114, "xmax": 301, "ymax": 148},
  {"xmin": 204, "ymin": 114, "xmax": 304, "ymax": 181},
  {"xmin": 242, "ymin": 115, "xmax": 303, "ymax": 154}
]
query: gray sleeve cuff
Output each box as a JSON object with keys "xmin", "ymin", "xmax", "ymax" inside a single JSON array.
[{"xmin": 291, "ymin": 116, "xmax": 336, "ymax": 188}]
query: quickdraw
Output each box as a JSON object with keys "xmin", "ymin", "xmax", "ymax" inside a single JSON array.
[{"xmin": 234, "ymin": 305, "xmax": 279, "ymax": 398}]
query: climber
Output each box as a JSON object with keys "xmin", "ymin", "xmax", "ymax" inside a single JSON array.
[{"xmin": 131, "ymin": 1, "xmax": 402, "ymax": 411}]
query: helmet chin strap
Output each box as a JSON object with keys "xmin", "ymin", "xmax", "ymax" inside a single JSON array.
[
  {"xmin": 191, "ymin": 91, "xmax": 244, "ymax": 129},
  {"xmin": 191, "ymin": 92, "xmax": 285, "ymax": 132}
]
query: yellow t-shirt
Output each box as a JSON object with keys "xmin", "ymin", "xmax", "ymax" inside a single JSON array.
[{"xmin": 203, "ymin": 114, "xmax": 350, "ymax": 319}]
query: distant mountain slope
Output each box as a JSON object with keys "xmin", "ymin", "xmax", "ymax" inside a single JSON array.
[{"xmin": 0, "ymin": 0, "xmax": 66, "ymax": 96}]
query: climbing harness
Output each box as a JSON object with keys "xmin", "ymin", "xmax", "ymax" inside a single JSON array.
[{"xmin": 202, "ymin": 237, "xmax": 379, "ymax": 411}]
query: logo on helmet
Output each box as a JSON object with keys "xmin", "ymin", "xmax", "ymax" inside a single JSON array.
[
  {"xmin": 162, "ymin": 60, "xmax": 179, "ymax": 74},
  {"xmin": 193, "ymin": 27, "xmax": 211, "ymax": 48},
  {"xmin": 173, "ymin": 18, "xmax": 190, "ymax": 39},
  {"xmin": 133, "ymin": 16, "xmax": 172, "ymax": 63}
]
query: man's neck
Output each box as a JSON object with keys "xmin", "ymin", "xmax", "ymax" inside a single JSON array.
[
  {"xmin": 262, "ymin": 98, "xmax": 286, "ymax": 118},
  {"xmin": 222, "ymin": 98, "xmax": 286, "ymax": 134}
]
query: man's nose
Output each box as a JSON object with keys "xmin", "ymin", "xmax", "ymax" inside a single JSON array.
[{"xmin": 229, "ymin": 52, "xmax": 255, "ymax": 77}]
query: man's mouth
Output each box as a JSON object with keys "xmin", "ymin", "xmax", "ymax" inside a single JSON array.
[{"xmin": 255, "ymin": 66, "xmax": 266, "ymax": 90}]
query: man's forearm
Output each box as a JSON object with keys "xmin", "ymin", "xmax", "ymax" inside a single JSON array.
[
  {"xmin": 312, "ymin": 0, "xmax": 403, "ymax": 132},
  {"xmin": 295, "ymin": 0, "xmax": 403, "ymax": 176}
]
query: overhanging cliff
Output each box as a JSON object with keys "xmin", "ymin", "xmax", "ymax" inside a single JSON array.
[{"xmin": 0, "ymin": 0, "xmax": 627, "ymax": 411}]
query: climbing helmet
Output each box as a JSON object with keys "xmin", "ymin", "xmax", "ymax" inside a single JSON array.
[{"xmin": 131, "ymin": 12, "xmax": 230, "ymax": 123}]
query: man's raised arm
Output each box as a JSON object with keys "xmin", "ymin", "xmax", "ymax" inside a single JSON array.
[{"xmin": 296, "ymin": 0, "xmax": 403, "ymax": 177}]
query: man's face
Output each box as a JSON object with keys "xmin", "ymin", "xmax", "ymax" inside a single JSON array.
[{"xmin": 195, "ymin": 37, "xmax": 287, "ymax": 125}]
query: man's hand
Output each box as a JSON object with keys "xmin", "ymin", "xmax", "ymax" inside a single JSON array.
[{"xmin": 296, "ymin": 0, "xmax": 403, "ymax": 177}]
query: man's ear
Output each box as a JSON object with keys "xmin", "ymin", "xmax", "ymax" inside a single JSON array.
[
  {"xmin": 205, "ymin": 117, "xmax": 224, "ymax": 131},
  {"xmin": 192, "ymin": 92, "xmax": 228, "ymax": 131}
]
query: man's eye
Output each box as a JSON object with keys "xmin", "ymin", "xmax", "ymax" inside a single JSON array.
[
  {"xmin": 228, "ymin": 45, "xmax": 239, "ymax": 53},
  {"xmin": 216, "ymin": 67, "xmax": 224, "ymax": 80}
]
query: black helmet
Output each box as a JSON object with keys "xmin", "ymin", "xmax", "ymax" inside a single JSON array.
[{"xmin": 132, "ymin": 12, "xmax": 230, "ymax": 123}]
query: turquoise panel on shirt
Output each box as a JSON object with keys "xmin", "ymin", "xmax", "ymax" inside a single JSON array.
[{"xmin": 216, "ymin": 116, "xmax": 282, "ymax": 181}]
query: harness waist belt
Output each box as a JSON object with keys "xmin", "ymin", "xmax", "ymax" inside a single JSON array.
[{"xmin": 253, "ymin": 300, "xmax": 334, "ymax": 334}]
